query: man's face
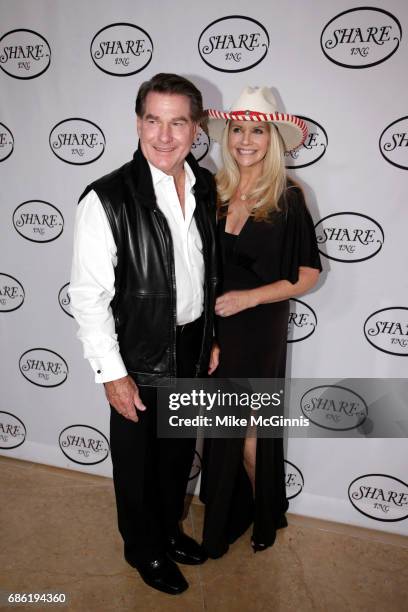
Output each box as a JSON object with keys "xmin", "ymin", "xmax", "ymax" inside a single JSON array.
[{"xmin": 137, "ymin": 91, "xmax": 198, "ymax": 176}]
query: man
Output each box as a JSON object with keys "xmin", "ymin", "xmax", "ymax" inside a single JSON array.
[{"xmin": 70, "ymin": 74, "xmax": 218, "ymax": 595}]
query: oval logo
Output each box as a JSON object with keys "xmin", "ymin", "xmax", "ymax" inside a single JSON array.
[
  {"xmin": 191, "ymin": 128, "xmax": 209, "ymax": 162},
  {"xmin": 13, "ymin": 201, "xmax": 64, "ymax": 243},
  {"xmin": 59, "ymin": 425, "xmax": 110, "ymax": 465},
  {"xmin": 288, "ymin": 299, "xmax": 317, "ymax": 343},
  {"xmin": 0, "ymin": 122, "xmax": 14, "ymax": 161},
  {"xmin": 364, "ymin": 307, "xmax": 408, "ymax": 357},
  {"xmin": 49, "ymin": 119, "xmax": 105, "ymax": 165},
  {"xmin": 285, "ymin": 460, "xmax": 304, "ymax": 499},
  {"xmin": 0, "ymin": 29, "xmax": 51, "ymax": 79},
  {"xmin": 19, "ymin": 348, "xmax": 68, "ymax": 387},
  {"xmin": 0, "ymin": 411, "xmax": 26, "ymax": 449},
  {"xmin": 90, "ymin": 23, "xmax": 153, "ymax": 76},
  {"xmin": 188, "ymin": 450, "xmax": 202, "ymax": 481},
  {"xmin": 315, "ymin": 212, "xmax": 384, "ymax": 263},
  {"xmin": 198, "ymin": 15, "xmax": 270, "ymax": 72},
  {"xmin": 348, "ymin": 474, "xmax": 408, "ymax": 521},
  {"xmin": 321, "ymin": 8, "xmax": 402, "ymax": 69},
  {"xmin": 285, "ymin": 116, "xmax": 327, "ymax": 168},
  {"xmin": 379, "ymin": 116, "xmax": 408, "ymax": 170},
  {"xmin": 58, "ymin": 282, "xmax": 73, "ymax": 318},
  {"xmin": 0, "ymin": 273, "xmax": 25, "ymax": 312},
  {"xmin": 301, "ymin": 385, "xmax": 368, "ymax": 431}
]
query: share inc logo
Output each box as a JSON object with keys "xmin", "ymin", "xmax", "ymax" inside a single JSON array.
[
  {"xmin": 364, "ymin": 308, "xmax": 408, "ymax": 357},
  {"xmin": 13, "ymin": 201, "xmax": 64, "ymax": 242},
  {"xmin": 58, "ymin": 283, "xmax": 73, "ymax": 317},
  {"xmin": 315, "ymin": 213, "xmax": 384, "ymax": 263},
  {"xmin": 285, "ymin": 460, "xmax": 304, "ymax": 499},
  {"xmin": 348, "ymin": 474, "xmax": 408, "ymax": 521},
  {"xmin": 19, "ymin": 349, "xmax": 68, "ymax": 387},
  {"xmin": 59, "ymin": 425, "xmax": 110, "ymax": 465},
  {"xmin": 90, "ymin": 23, "xmax": 153, "ymax": 76},
  {"xmin": 191, "ymin": 129, "xmax": 210, "ymax": 162},
  {"xmin": 379, "ymin": 117, "xmax": 408, "ymax": 170},
  {"xmin": 321, "ymin": 8, "xmax": 402, "ymax": 69},
  {"xmin": 287, "ymin": 299, "xmax": 317, "ymax": 343},
  {"xmin": 284, "ymin": 117, "xmax": 327, "ymax": 168},
  {"xmin": 0, "ymin": 29, "xmax": 51, "ymax": 78},
  {"xmin": 0, "ymin": 412, "xmax": 26, "ymax": 449},
  {"xmin": 0, "ymin": 274, "xmax": 25, "ymax": 312},
  {"xmin": 300, "ymin": 385, "xmax": 368, "ymax": 431},
  {"xmin": 49, "ymin": 119, "xmax": 105, "ymax": 165},
  {"xmin": 0, "ymin": 122, "xmax": 14, "ymax": 161},
  {"xmin": 198, "ymin": 16, "xmax": 269, "ymax": 72}
]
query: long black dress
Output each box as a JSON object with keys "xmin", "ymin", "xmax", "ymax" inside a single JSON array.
[{"xmin": 200, "ymin": 183, "xmax": 322, "ymax": 558}]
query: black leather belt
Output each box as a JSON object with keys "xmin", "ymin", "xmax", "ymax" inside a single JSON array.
[{"xmin": 176, "ymin": 314, "xmax": 204, "ymax": 336}]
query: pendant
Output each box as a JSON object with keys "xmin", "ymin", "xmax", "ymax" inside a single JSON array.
[{"xmin": 240, "ymin": 194, "xmax": 247, "ymax": 201}]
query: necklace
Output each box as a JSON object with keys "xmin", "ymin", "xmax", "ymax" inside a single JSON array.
[{"xmin": 237, "ymin": 187, "xmax": 253, "ymax": 201}]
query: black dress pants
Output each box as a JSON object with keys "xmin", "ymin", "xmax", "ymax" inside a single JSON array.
[{"xmin": 109, "ymin": 317, "xmax": 204, "ymax": 563}]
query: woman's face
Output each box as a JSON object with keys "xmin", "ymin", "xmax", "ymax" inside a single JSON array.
[{"xmin": 228, "ymin": 120, "xmax": 270, "ymax": 170}]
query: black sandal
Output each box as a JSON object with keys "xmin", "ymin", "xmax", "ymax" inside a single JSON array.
[{"xmin": 251, "ymin": 538, "xmax": 268, "ymax": 553}]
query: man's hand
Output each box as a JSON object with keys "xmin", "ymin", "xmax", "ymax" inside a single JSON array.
[
  {"xmin": 104, "ymin": 375, "xmax": 146, "ymax": 422},
  {"xmin": 208, "ymin": 341, "xmax": 220, "ymax": 375}
]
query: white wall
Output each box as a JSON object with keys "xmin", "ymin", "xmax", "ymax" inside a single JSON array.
[{"xmin": 1, "ymin": 0, "xmax": 407, "ymax": 534}]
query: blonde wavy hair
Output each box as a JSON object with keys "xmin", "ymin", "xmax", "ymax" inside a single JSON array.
[{"xmin": 216, "ymin": 121, "xmax": 287, "ymax": 221}]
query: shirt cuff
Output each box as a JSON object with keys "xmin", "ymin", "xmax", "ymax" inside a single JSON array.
[{"xmin": 89, "ymin": 351, "xmax": 128, "ymax": 383}]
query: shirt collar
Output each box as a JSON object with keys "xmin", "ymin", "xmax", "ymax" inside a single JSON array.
[{"xmin": 148, "ymin": 160, "xmax": 196, "ymax": 191}]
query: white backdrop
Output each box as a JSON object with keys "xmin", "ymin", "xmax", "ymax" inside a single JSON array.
[{"xmin": 1, "ymin": 0, "xmax": 407, "ymax": 535}]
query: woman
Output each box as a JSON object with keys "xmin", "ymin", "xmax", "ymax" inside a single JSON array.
[{"xmin": 201, "ymin": 87, "xmax": 322, "ymax": 557}]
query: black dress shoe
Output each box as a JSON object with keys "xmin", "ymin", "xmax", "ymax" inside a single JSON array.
[
  {"xmin": 125, "ymin": 554, "xmax": 188, "ymax": 595},
  {"xmin": 167, "ymin": 531, "xmax": 208, "ymax": 565}
]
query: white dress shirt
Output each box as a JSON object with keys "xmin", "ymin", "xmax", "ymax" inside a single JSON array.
[{"xmin": 69, "ymin": 160, "xmax": 204, "ymax": 383}]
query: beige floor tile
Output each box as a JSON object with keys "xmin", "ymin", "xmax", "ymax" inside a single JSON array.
[
  {"xmin": 1, "ymin": 572, "xmax": 204, "ymax": 612},
  {"xmin": 0, "ymin": 457, "xmax": 202, "ymax": 612},
  {"xmin": 287, "ymin": 512, "xmax": 408, "ymax": 549},
  {"xmin": 0, "ymin": 455, "xmax": 112, "ymax": 490},
  {"xmin": 2, "ymin": 457, "xmax": 408, "ymax": 612},
  {"xmin": 190, "ymin": 503, "xmax": 408, "ymax": 612}
]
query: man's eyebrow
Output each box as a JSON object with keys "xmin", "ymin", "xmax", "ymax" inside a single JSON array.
[{"xmin": 144, "ymin": 114, "xmax": 190, "ymax": 122}]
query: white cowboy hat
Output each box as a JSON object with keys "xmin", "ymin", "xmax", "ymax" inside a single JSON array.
[{"xmin": 205, "ymin": 86, "xmax": 307, "ymax": 152}]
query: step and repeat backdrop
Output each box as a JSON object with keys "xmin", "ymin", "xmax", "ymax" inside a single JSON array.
[{"xmin": 1, "ymin": 0, "xmax": 407, "ymax": 534}]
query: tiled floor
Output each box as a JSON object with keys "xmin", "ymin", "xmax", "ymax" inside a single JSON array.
[{"xmin": 0, "ymin": 456, "xmax": 407, "ymax": 611}]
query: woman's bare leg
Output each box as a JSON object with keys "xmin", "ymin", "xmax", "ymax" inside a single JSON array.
[
  {"xmin": 243, "ymin": 435, "xmax": 257, "ymax": 495},
  {"xmin": 244, "ymin": 434, "xmax": 267, "ymax": 549}
]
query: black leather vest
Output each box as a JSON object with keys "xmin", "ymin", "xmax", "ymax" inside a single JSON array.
[{"xmin": 80, "ymin": 147, "xmax": 218, "ymax": 386}]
